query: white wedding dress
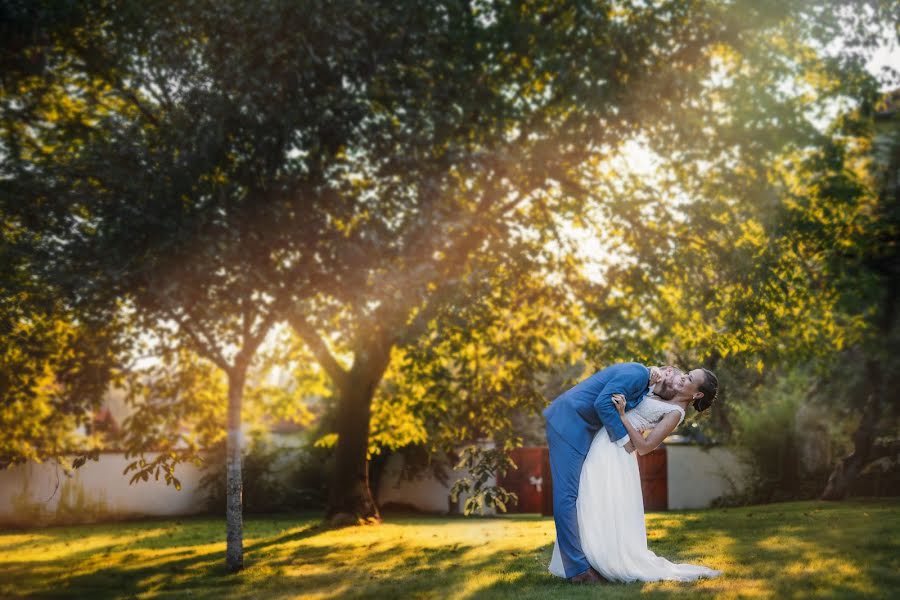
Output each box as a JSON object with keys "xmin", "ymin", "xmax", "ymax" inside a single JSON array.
[{"xmin": 548, "ymin": 396, "xmax": 722, "ymax": 582}]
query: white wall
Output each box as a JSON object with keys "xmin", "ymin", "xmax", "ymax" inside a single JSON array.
[
  {"xmin": 0, "ymin": 453, "xmax": 208, "ymax": 527},
  {"xmin": 666, "ymin": 444, "xmax": 749, "ymax": 510},
  {"xmin": 0, "ymin": 444, "xmax": 748, "ymax": 526},
  {"xmin": 376, "ymin": 452, "xmax": 497, "ymax": 515}
]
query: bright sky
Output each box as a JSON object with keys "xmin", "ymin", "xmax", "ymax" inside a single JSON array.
[
  {"xmin": 868, "ymin": 43, "xmax": 900, "ymax": 87},
  {"xmin": 563, "ymin": 37, "xmax": 899, "ymax": 283}
]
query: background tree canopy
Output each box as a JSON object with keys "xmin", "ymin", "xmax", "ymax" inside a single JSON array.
[{"xmin": 2, "ymin": 0, "xmax": 897, "ymax": 574}]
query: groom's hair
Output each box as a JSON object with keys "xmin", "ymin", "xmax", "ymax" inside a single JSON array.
[{"xmin": 693, "ymin": 369, "xmax": 718, "ymax": 412}]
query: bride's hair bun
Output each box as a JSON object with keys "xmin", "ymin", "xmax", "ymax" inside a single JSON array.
[{"xmin": 692, "ymin": 368, "xmax": 718, "ymax": 412}]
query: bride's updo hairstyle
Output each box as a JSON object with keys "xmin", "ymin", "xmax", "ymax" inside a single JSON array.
[{"xmin": 693, "ymin": 369, "xmax": 718, "ymax": 412}]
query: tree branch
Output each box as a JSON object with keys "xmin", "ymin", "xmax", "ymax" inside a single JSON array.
[
  {"xmin": 121, "ymin": 86, "xmax": 160, "ymax": 126},
  {"xmin": 163, "ymin": 306, "xmax": 231, "ymax": 373},
  {"xmin": 286, "ymin": 311, "xmax": 350, "ymax": 389},
  {"xmin": 238, "ymin": 288, "xmax": 296, "ymax": 366}
]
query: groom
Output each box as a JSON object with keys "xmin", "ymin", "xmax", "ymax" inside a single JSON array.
[{"xmin": 543, "ymin": 362, "xmax": 682, "ymax": 583}]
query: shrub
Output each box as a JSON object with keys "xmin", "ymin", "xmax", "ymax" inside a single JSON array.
[
  {"xmin": 200, "ymin": 434, "xmax": 287, "ymax": 514},
  {"xmin": 199, "ymin": 433, "xmax": 332, "ymax": 514},
  {"xmin": 728, "ymin": 371, "xmax": 833, "ymax": 503}
]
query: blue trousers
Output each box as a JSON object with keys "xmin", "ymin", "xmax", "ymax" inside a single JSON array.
[{"xmin": 546, "ymin": 422, "xmax": 590, "ymax": 578}]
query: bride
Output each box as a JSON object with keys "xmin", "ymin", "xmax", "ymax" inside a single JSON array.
[{"xmin": 549, "ymin": 368, "xmax": 723, "ymax": 583}]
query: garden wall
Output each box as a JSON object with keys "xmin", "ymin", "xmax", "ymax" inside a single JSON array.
[
  {"xmin": 665, "ymin": 444, "xmax": 749, "ymax": 510},
  {"xmin": 0, "ymin": 453, "xmax": 207, "ymax": 527},
  {"xmin": 0, "ymin": 444, "xmax": 751, "ymax": 526}
]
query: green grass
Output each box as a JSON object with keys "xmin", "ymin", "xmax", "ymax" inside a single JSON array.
[{"xmin": 1, "ymin": 499, "xmax": 898, "ymax": 599}]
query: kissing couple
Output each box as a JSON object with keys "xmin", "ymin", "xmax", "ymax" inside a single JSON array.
[{"xmin": 544, "ymin": 362, "xmax": 723, "ymax": 583}]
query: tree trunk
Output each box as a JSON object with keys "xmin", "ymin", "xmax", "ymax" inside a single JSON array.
[
  {"xmin": 822, "ymin": 283, "xmax": 898, "ymax": 500},
  {"xmin": 225, "ymin": 368, "xmax": 246, "ymax": 573},
  {"xmin": 821, "ymin": 390, "xmax": 881, "ymax": 500},
  {"xmin": 286, "ymin": 315, "xmax": 395, "ymax": 525},
  {"xmin": 326, "ymin": 369, "xmax": 382, "ymax": 524}
]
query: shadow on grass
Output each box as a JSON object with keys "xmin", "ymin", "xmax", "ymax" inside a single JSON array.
[
  {"xmin": 0, "ymin": 518, "xmax": 330, "ymax": 599},
  {"xmin": 630, "ymin": 500, "xmax": 900, "ymax": 600},
  {"xmin": 1, "ymin": 500, "xmax": 897, "ymax": 599}
]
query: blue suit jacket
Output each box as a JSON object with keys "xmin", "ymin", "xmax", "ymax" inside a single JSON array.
[{"xmin": 543, "ymin": 362, "xmax": 651, "ymax": 455}]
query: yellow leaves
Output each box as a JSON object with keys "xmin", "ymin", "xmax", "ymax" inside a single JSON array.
[
  {"xmin": 314, "ymin": 433, "xmax": 338, "ymax": 449},
  {"xmin": 656, "ymin": 283, "xmax": 683, "ymax": 309},
  {"xmin": 704, "ymin": 37, "xmax": 735, "ymax": 64},
  {"xmin": 207, "ymin": 168, "xmax": 229, "ymax": 186},
  {"xmin": 712, "ymin": 210, "xmax": 732, "ymax": 226},
  {"xmin": 736, "ymin": 219, "xmax": 767, "ymax": 253},
  {"xmin": 833, "ymin": 330, "xmax": 845, "ymax": 351},
  {"xmin": 367, "ymin": 396, "xmax": 427, "ymax": 458},
  {"xmin": 801, "ymin": 68, "xmax": 841, "ymax": 96}
]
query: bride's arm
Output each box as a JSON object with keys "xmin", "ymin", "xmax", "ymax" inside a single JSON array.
[{"xmin": 611, "ymin": 394, "xmax": 681, "ymax": 456}]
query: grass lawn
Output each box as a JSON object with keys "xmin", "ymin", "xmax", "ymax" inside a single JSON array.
[{"xmin": 1, "ymin": 499, "xmax": 897, "ymax": 599}]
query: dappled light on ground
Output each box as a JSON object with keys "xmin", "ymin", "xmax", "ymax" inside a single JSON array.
[{"xmin": 0, "ymin": 500, "xmax": 896, "ymax": 599}]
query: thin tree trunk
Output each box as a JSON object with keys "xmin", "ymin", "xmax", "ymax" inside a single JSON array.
[{"xmin": 225, "ymin": 367, "xmax": 246, "ymax": 572}]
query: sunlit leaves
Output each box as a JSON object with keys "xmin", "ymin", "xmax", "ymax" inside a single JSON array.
[
  {"xmin": 0, "ymin": 312, "xmax": 122, "ymax": 469},
  {"xmin": 571, "ymin": 3, "xmax": 895, "ymax": 449}
]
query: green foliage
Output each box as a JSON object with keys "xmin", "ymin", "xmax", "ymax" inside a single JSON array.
[
  {"xmin": 199, "ymin": 434, "xmax": 333, "ymax": 513},
  {"xmin": 0, "ymin": 314, "xmax": 116, "ymax": 468},
  {"xmin": 728, "ymin": 371, "xmax": 815, "ymax": 502},
  {"xmin": 0, "ymin": 212, "xmax": 126, "ymax": 469},
  {"xmin": 577, "ymin": 27, "xmax": 897, "ymax": 447},
  {"xmin": 382, "ymin": 267, "xmax": 584, "ymax": 444},
  {"xmin": 449, "ymin": 445, "xmax": 519, "ymax": 515},
  {"xmin": 366, "ymin": 260, "xmax": 584, "ymax": 511},
  {"xmin": 119, "ymin": 349, "xmax": 227, "ymax": 486},
  {"xmin": 117, "ymin": 343, "xmax": 319, "ymax": 486},
  {"xmin": 200, "ymin": 435, "xmax": 288, "ymax": 515},
  {"xmin": 283, "ymin": 444, "xmax": 334, "ymax": 510}
]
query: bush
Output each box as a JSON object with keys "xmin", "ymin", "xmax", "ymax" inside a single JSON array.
[
  {"xmin": 200, "ymin": 435, "xmax": 286, "ymax": 514},
  {"xmin": 199, "ymin": 433, "xmax": 332, "ymax": 514},
  {"xmin": 283, "ymin": 443, "xmax": 332, "ymax": 510},
  {"xmin": 728, "ymin": 371, "xmax": 834, "ymax": 503}
]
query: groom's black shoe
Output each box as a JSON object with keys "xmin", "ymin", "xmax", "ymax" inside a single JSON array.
[{"xmin": 568, "ymin": 567, "xmax": 605, "ymax": 584}]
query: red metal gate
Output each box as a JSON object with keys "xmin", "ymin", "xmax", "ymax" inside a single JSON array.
[
  {"xmin": 637, "ymin": 446, "xmax": 668, "ymax": 511},
  {"xmin": 496, "ymin": 447, "xmax": 550, "ymax": 513},
  {"xmin": 509, "ymin": 446, "xmax": 668, "ymax": 514}
]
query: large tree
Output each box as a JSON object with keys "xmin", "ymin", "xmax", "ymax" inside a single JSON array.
[
  {"xmin": 2, "ymin": 0, "xmax": 409, "ymax": 571},
  {"xmin": 282, "ymin": 0, "xmax": 899, "ymax": 521},
  {"xmin": 813, "ymin": 92, "xmax": 900, "ymax": 499},
  {"xmin": 1, "ymin": 1, "xmax": 129, "ymax": 470},
  {"xmin": 570, "ymin": 4, "xmax": 897, "ymax": 495},
  {"xmin": 280, "ymin": 0, "xmax": 754, "ymax": 522}
]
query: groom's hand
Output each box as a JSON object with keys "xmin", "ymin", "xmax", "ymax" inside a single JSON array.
[{"xmin": 624, "ymin": 441, "xmax": 636, "ymax": 453}]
